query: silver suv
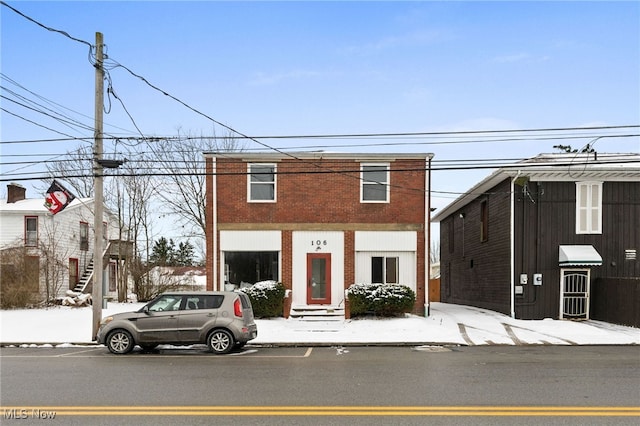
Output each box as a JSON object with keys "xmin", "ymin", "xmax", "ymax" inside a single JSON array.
[{"xmin": 96, "ymin": 291, "xmax": 257, "ymax": 354}]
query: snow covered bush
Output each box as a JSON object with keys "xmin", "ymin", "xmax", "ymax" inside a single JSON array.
[
  {"xmin": 347, "ymin": 283, "xmax": 416, "ymax": 317},
  {"xmin": 240, "ymin": 280, "xmax": 285, "ymax": 318}
]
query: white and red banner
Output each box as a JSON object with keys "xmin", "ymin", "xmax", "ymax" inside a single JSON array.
[{"xmin": 44, "ymin": 180, "xmax": 76, "ymax": 215}]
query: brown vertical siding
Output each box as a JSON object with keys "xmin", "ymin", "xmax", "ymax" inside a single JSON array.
[
  {"xmin": 591, "ymin": 277, "xmax": 640, "ymax": 327},
  {"xmin": 514, "ymin": 180, "xmax": 639, "ymax": 319},
  {"xmin": 440, "ymin": 179, "xmax": 512, "ymax": 315}
]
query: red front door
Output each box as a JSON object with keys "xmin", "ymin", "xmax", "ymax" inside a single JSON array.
[{"xmin": 307, "ymin": 253, "xmax": 331, "ymax": 305}]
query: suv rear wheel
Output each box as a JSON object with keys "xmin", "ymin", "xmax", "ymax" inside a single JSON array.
[
  {"xmin": 207, "ymin": 329, "xmax": 233, "ymax": 354},
  {"xmin": 106, "ymin": 329, "xmax": 134, "ymax": 354}
]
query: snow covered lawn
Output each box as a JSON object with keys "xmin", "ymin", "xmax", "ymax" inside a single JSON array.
[{"xmin": 1, "ymin": 302, "xmax": 638, "ymax": 346}]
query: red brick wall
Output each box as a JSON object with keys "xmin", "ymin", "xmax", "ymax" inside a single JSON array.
[
  {"xmin": 205, "ymin": 158, "xmax": 214, "ymax": 291},
  {"xmin": 206, "ymin": 155, "xmax": 429, "ymax": 313},
  {"xmin": 215, "ymin": 158, "xmax": 426, "ymax": 225}
]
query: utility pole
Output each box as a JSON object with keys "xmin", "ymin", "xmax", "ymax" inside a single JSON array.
[{"xmin": 92, "ymin": 32, "xmax": 104, "ymax": 340}]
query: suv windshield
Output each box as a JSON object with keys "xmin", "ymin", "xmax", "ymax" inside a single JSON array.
[{"xmin": 147, "ymin": 295, "xmax": 183, "ymax": 312}]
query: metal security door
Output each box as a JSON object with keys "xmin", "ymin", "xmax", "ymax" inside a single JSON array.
[
  {"xmin": 560, "ymin": 269, "xmax": 590, "ymax": 319},
  {"xmin": 307, "ymin": 253, "xmax": 331, "ymax": 305}
]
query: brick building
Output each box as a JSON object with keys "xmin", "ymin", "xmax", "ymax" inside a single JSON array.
[{"xmin": 205, "ymin": 152, "xmax": 434, "ymax": 317}]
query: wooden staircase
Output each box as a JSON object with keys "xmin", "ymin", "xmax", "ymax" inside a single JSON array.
[
  {"xmin": 73, "ymin": 259, "xmax": 94, "ymax": 293},
  {"xmin": 72, "ymin": 240, "xmax": 125, "ymax": 294}
]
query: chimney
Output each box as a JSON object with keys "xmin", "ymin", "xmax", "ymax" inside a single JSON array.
[{"xmin": 7, "ymin": 183, "xmax": 26, "ymax": 203}]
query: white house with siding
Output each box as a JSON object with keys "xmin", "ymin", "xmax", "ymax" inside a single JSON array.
[{"xmin": 0, "ymin": 183, "xmax": 120, "ymax": 302}]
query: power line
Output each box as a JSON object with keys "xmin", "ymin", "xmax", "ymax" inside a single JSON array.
[
  {"xmin": 3, "ymin": 126, "xmax": 638, "ymax": 146},
  {"xmin": 1, "ymin": 72, "xmax": 137, "ymax": 135},
  {"xmin": 1, "ymin": 1, "xmax": 93, "ymax": 50}
]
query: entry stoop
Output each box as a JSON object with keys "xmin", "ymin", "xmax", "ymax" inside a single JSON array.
[{"xmin": 289, "ymin": 305, "xmax": 345, "ymax": 321}]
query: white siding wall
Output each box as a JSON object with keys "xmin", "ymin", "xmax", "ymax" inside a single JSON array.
[
  {"xmin": 355, "ymin": 231, "xmax": 416, "ymax": 251},
  {"xmin": 354, "ymin": 251, "xmax": 417, "ymax": 291},
  {"xmin": 0, "ymin": 213, "xmax": 27, "ymax": 248},
  {"xmin": 292, "ymin": 231, "xmax": 344, "ymax": 306},
  {"xmin": 0, "ymin": 200, "xmax": 117, "ymax": 299},
  {"xmin": 354, "ymin": 231, "xmax": 417, "ymax": 292},
  {"xmin": 220, "ymin": 230, "xmax": 281, "ymax": 251}
]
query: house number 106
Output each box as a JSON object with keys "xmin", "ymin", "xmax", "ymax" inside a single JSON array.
[{"xmin": 311, "ymin": 240, "xmax": 327, "ymax": 246}]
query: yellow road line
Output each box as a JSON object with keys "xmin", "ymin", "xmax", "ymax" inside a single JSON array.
[{"xmin": 3, "ymin": 406, "xmax": 639, "ymax": 417}]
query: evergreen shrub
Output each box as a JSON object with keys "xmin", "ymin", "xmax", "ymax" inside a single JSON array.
[
  {"xmin": 241, "ymin": 280, "xmax": 285, "ymax": 318},
  {"xmin": 347, "ymin": 283, "xmax": 416, "ymax": 317}
]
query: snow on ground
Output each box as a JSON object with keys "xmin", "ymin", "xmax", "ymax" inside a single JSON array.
[{"xmin": 0, "ymin": 302, "xmax": 638, "ymax": 347}]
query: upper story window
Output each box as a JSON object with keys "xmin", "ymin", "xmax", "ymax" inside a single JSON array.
[
  {"xmin": 480, "ymin": 200, "xmax": 488, "ymax": 242},
  {"xmin": 576, "ymin": 182, "xmax": 602, "ymax": 234},
  {"xmin": 248, "ymin": 163, "xmax": 276, "ymax": 202},
  {"xmin": 80, "ymin": 222, "xmax": 89, "ymax": 251},
  {"xmin": 361, "ymin": 163, "xmax": 389, "ymax": 203},
  {"xmin": 25, "ymin": 216, "xmax": 38, "ymax": 247}
]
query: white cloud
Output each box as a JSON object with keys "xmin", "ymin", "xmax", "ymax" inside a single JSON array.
[
  {"xmin": 492, "ymin": 52, "xmax": 550, "ymax": 64},
  {"xmin": 248, "ymin": 69, "xmax": 330, "ymax": 86},
  {"xmin": 341, "ymin": 29, "xmax": 455, "ymax": 56}
]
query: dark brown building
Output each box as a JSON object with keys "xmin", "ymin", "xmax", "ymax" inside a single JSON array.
[{"xmin": 432, "ymin": 153, "xmax": 640, "ymax": 327}]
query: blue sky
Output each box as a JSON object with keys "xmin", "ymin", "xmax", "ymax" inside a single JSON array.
[{"xmin": 2, "ymin": 1, "xmax": 639, "ymax": 216}]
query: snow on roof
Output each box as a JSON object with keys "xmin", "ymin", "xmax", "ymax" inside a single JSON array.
[
  {"xmin": 0, "ymin": 197, "xmax": 94, "ymax": 214},
  {"xmin": 432, "ymin": 152, "xmax": 640, "ymax": 222}
]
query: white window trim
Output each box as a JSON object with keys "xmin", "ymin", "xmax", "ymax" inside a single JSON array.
[
  {"xmin": 575, "ymin": 181, "xmax": 602, "ymax": 234},
  {"xmin": 247, "ymin": 163, "xmax": 277, "ymax": 203},
  {"xmin": 25, "ymin": 216, "xmax": 38, "ymax": 247},
  {"xmin": 360, "ymin": 162, "xmax": 390, "ymax": 203},
  {"xmin": 371, "ymin": 256, "xmax": 399, "ymax": 284}
]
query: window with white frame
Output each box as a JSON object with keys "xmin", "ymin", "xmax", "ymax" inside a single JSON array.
[
  {"xmin": 361, "ymin": 163, "xmax": 389, "ymax": 202},
  {"xmin": 371, "ymin": 256, "xmax": 399, "ymax": 284},
  {"xmin": 25, "ymin": 216, "xmax": 38, "ymax": 247},
  {"xmin": 576, "ymin": 182, "xmax": 602, "ymax": 234},
  {"xmin": 80, "ymin": 222, "xmax": 89, "ymax": 251},
  {"xmin": 248, "ymin": 164, "xmax": 276, "ymax": 202}
]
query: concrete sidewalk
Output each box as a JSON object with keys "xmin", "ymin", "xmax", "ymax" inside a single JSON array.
[
  {"xmin": 1, "ymin": 302, "xmax": 638, "ymax": 347},
  {"xmin": 251, "ymin": 303, "xmax": 639, "ymax": 346}
]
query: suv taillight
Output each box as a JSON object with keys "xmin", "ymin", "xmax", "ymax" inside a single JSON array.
[{"xmin": 234, "ymin": 298, "xmax": 243, "ymax": 317}]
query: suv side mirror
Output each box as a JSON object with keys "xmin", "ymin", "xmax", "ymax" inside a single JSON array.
[{"xmin": 142, "ymin": 306, "xmax": 150, "ymax": 315}]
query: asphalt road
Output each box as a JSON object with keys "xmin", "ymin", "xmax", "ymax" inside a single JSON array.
[{"xmin": 1, "ymin": 344, "xmax": 639, "ymax": 425}]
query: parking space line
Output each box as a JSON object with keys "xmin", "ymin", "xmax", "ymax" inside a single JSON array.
[
  {"xmin": 0, "ymin": 347, "xmax": 314, "ymax": 359},
  {"xmin": 57, "ymin": 348, "xmax": 105, "ymax": 357}
]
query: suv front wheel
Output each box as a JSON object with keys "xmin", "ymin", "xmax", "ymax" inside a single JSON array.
[
  {"xmin": 207, "ymin": 329, "xmax": 234, "ymax": 354},
  {"xmin": 106, "ymin": 329, "xmax": 135, "ymax": 354}
]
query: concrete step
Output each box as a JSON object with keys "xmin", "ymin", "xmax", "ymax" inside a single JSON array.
[{"xmin": 289, "ymin": 306, "xmax": 345, "ymax": 321}]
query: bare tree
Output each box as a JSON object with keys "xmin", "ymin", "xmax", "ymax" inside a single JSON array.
[
  {"xmin": 147, "ymin": 128, "xmax": 245, "ymax": 239},
  {"xmin": 430, "ymin": 239, "xmax": 440, "ymax": 264},
  {"xmin": 0, "ymin": 246, "xmax": 40, "ymax": 308},
  {"xmin": 39, "ymin": 216, "xmax": 72, "ymax": 303},
  {"xmin": 112, "ymin": 157, "xmax": 158, "ymax": 301},
  {"xmin": 41, "ymin": 145, "xmax": 94, "ymax": 198}
]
